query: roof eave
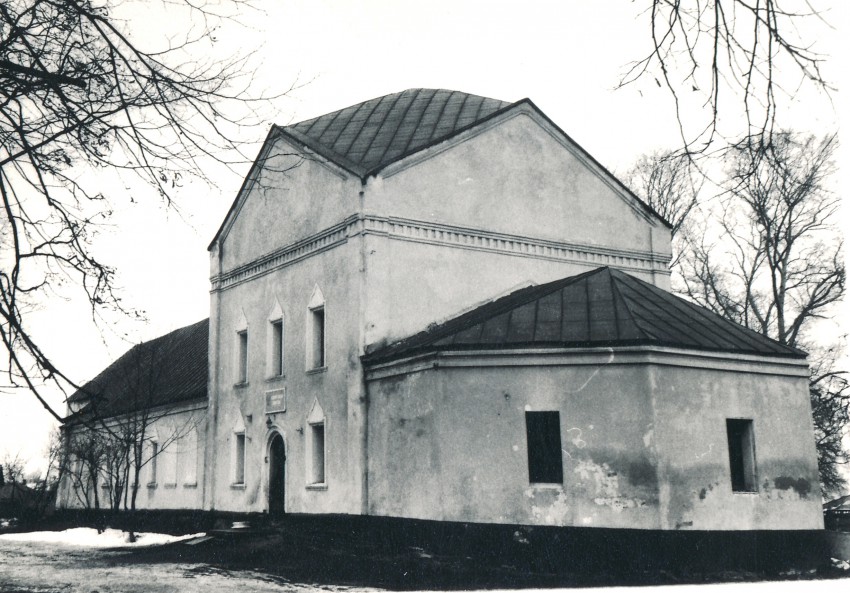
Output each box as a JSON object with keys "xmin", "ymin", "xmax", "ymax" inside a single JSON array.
[{"xmin": 362, "ymin": 341, "xmax": 808, "ymax": 367}]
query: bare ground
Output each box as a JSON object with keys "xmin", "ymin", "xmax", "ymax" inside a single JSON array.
[{"xmin": 1, "ymin": 515, "xmax": 849, "ymax": 592}]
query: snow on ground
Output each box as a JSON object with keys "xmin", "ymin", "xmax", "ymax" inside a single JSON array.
[{"xmin": 0, "ymin": 527, "xmax": 204, "ymax": 547}]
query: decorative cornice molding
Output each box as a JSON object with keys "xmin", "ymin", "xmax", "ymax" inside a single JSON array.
[
  {"xmin": 363, "ymin": 346, "xmax": 810, "ymax": 382},
  {"xmin": 362, "ymin": 215, "xmax": 670, "ymax": 272},
  {"xmin": 210, "ymin": 214, "xmax": 671, "ymax": 292}
]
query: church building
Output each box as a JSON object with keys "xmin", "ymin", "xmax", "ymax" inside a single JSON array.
[{"xmin": 59, "ymin": 89, "xmax": 823, "ymax": 531}]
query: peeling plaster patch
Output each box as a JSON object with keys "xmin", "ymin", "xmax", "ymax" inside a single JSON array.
[
  {"xmin": 642, "ymin": 428, "xmax": 653, "ymax": 448},
  {"xmin": 698, "ymin": 482, "xmax": 716, "ymax": 501},
  {"xmin": 695, "ymin": 443, "xmax": 714, "ymax": 460},
  {"xmin": 593, "ymin": 497, "xmax": 645, "ymax": 512},
  {"xmin": 588, "ymin": 425, "xmax": 594, "ymax": 430},
  {"xmin": 512, "ymin": 445, "xmax": 519, "ymax": 452},
  {"xmin": 774, "ymin": 477, "xmax": 812, "ymax": 498},
  {"xmin": 529, "ymin": 489, "xmax": 571, "ymax": 525},
  {"xmin": 575, "ymin": 460, "xmax": 645, "ymax": 512},
  {"xmin": 566, "ymin": 428, "xmax": 587, "ymax": 449},
  {"xmin": 581, "ymin": 517, "xmax": 593, "ymax": 525},
  {"xmin": 574, "ymin": 460, "xmax": 619, "ymax": 497}
]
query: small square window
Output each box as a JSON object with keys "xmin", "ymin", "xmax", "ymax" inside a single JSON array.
[
  {"xmin": 237, "ymin": 330, "xmax": 248, "ymax": 383},
  {"xmin": 726, "ymin": 419, "xmax": 757, "ymax": 492},
  {"xmin": 525, "ymin": 411, "xmax": 563, "ymax": 484}
]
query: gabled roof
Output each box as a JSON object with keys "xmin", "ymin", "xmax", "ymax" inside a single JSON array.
[
  {"xmin": 65, "ymin": 319, "xmax": 208, "ymax": 421},
  {"xmin": 209, "ymin": 88, "xmax": 672, "ymax": 250},
  {"xmin": 362, "ymin": 267, "xmax": 805, "ymax": 365},
  {"xmin": 824, "ymin": 494, "xmax": 850, "ymax": 511},
  {"xmin": 278, "ymin": 88, "xmax": 512, "ymax": 178}
]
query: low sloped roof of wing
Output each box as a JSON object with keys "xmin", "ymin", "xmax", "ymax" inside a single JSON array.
[{"xmin": 362, "ymin": 267, "xmax": 805, "ymax": 365}]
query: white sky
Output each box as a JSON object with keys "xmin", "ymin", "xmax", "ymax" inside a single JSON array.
[{"xmin": 1, "ymin": 0, "xmax": 847, "ymax": 476}]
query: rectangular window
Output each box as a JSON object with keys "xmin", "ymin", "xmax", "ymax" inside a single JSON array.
[
  {"xmin": 310, "ymin": 307, "xmax": 325, "ymax": 369},
  {"xmin": 726, "ymin": 419, "xmax": 757, "ymax": 492},
  {"xmin": 271, "ymin": 319, "xmax": 284, "ymax": 376},
  {"xmin": 525, "ymin": 411, "xmax": 563, "ymax": 484},
  {"xmin": 310, "ymin": 422, "xmax": 325, "ymax": 484},
  {"xmin": 149, "ymin": 441, "xmax": 159, "ymax": 485},
  {"xmin": 237, "ymin": 330, "xmax": 248, "ymax": 383},
  {"xmin": 234, "ymin": 432, "xmax": 246, "ymax": 484}
]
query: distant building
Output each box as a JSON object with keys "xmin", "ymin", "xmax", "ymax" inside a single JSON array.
[
  {"xmin": 824, "ymin": 495, "xmax": 850, "ymax": 530},
  {"xmin": 59, "ymin": 89, "xmax": 823, "ymax": 530}
]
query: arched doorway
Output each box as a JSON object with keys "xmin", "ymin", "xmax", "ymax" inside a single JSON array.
[{"xmin": 268, "ymin": 433, "xmax": 286, "ymax": 515}]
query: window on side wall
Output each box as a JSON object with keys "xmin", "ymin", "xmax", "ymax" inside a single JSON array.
[
  {"xmin": 234, "ymin": 432, "xmax": 246, "ymax": 485},
  {"xmin": 148, "ymin": 441, "xmax": 159, "ymax": 487},
  {"xmin": 271, "ymin": 319, "xmax": 284, "ymax": 377},
  {"xmin": 309, "ymin": 306, "xmax": 325, "ymax": 369},
  {"xmin": 525, "ymin": 411, "xmax": 563, "ymax": 484},
  {"xmin": 237, "ymin": 330, "xmax": 248, "ymax": 384},
  {"xmin": 726, "ymin": 418, "xmax": 757, "ymax": 492},
  {"xmin": 309, "ymin": 422, "xmax": 326, "ymax": 485}
]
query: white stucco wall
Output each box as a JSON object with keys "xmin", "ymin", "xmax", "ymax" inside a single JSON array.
[
  {"xmin": 204, "ymin": 103, "xmax": 676, "ymax": 519},
  {"xmin": 366, "ymin": 110, "xmax": 670, "ymax": 254},
  {"xmin": 648, "ymin": 361, "xmax": 823, "ymax": 530},
  {"xmin": 58, "ymin": 403, "xmax": 206, "ymax": 511},
  {"xmin": 364, "ymin": 350, "xmax": 822, "ymax": 530},
  {"xmin": 361, "ymin": 108, "xmax": 671, "ymax": 347},
  {"xmin": 216, "ymin": 135, "xmax": 363, "ymax": 273},
  {"xmin": 206, "ymin": 242, "xmax": 366, "ymax": 515}
]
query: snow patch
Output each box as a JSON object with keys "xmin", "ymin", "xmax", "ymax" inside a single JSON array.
[{"xmin": 0, "ymin": 528, "xmax": 204, "ymax": 548}]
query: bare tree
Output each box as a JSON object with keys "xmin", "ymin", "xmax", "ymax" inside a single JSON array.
[
  {"xmin": 63, "ymin": 427, "xmax": 107, "ymax": 510},
  {"xmin": 807, "ymin": 345, "xmax": 850, "ymax": 495},
  {"xmin": 625, "ymin": 149, "xmax": 703, "ymax": 271},
  {"xmin": 61, "ymin": 319, "xmax": 204, "ymax": 532},
  {"xmin": 24, "ymin": 427, "xmax": 66, "ymax": 520},
  {"xmin": 674, "ymin": 131, "xmax": 846, "ymax": 495},
  {"xmin": 1, "ymin": 451, "xmax": 26, "ymax": 484},
  {"xmin": 621, "ymin": 1, "xmax": 834, "ymax": 154},
  {"xmin": 626, "ymin": 150, "xmax": 701, "ymax": 238},
  {"xmin": 680, "ymin": 133, "xmax": 842, "ymax": 343},
  {"xmin": 0, "ymin": 0, "xmax": 281, "ymax": 419}
]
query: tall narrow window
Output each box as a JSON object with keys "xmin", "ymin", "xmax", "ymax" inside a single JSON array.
[
  {"xmin": 309, "ymin": 422, "xmax": 325, "ymax": 484},
  {"xmin": 234, "ymin": 432, "xmax": 246, "ymax": 485},
  {"xmin": 271, "ymin": 319, "xmax": 284, "ymax": 376},
  {"xmin": 310, "ymin": 307, "xmax": 325, "ymax": 369},
  {"xmin": 726, "ymin": 419, "xmax": 757, "ymax": 492},
  {"xmin": 237, "ymin": 330, "xmax": 248, "ymax": 383},
  {"xmin": 149, "ymin": 441, "xmax": 159, "ymax": 486},
  {"xmin": 525, "ymin": 411, "xmax": 563, "ymax": 484}
]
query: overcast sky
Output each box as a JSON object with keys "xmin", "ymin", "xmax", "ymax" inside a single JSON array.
[{"xmin": 2, "ymin": 0, "xmax": 847, "ymax": 474}]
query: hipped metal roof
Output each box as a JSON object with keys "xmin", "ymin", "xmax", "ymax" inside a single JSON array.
[
  {"xmin": 362, "ymin": 267, "xmax": 805, "ymax": 365},
  {"xmin": 65, "ymin": 319, "xmax": 209, "ymax": 421},
  {"xmin": 279, "ymin": 88, "xmax": 512, "ymax": 178}
]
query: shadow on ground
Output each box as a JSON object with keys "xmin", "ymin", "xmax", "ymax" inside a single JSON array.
[{"xmin": 89, "ymin": 513, "xmax": 849, "ymax": 590}]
